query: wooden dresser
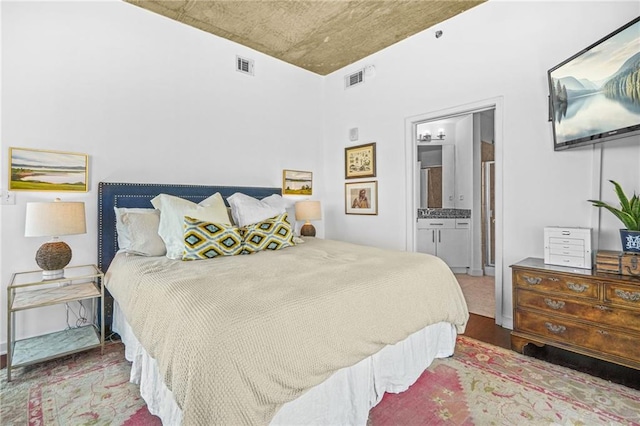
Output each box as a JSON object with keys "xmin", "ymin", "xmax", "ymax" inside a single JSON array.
[{"xmin": 511, "ymin": 258, "xmax": 640, "ymax": 370}]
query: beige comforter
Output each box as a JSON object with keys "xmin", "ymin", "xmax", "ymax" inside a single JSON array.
[{"xmin": 105, "ymin": 237, "xmax": 469, "ymax": 425}]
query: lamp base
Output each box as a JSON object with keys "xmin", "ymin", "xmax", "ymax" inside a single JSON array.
[
  {"xmin": 36, "ymin": 240, "xmax": 72, "ymax": 280},
  {"xmin": 42, "ymin": 269, "xmax": 65, "ymax": 280},
  {"xmin": 300, "ymin": 223, "xmax": 316, "ymax": 237}
]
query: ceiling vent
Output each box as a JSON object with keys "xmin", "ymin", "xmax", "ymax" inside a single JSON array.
[
  {"xmin": 345, "ymin": 69, "xmax": 364, "ymax": 88},
  {"xmin": 236, "ymin": 55, "xmax": 254, "ymax": 76}
]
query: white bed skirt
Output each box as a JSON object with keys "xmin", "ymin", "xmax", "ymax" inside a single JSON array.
[{"xmin": 113, "ymin": 302, "xmax": 457, "ymax": 425}]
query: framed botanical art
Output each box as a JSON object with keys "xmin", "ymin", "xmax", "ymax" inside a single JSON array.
[
  {"xmin": 345, "ymin": 142, "xmax": 376, "ymax": 179},
  {"xmin": 282, "ymin": 169, "xmax": 312, "ymax": 195},
  {"xmin": 345, "ymin": 180, "xmax": 378, "ymax": 215},
  {"xmin": 9, "ymin": 147, "xmax": 89, "ymax": 192}
]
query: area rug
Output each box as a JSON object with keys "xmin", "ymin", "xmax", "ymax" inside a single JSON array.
[
  {"xmin": 456, "ymin": 274, "xmax": 495, "ymax": 318},
  {"xmin": 368, "ymin": 336, "xmax": 640, "ymax": 425},
  {"xmin": 2, "ymin": 338, "xmax": 639, "ymax": 425},
  {"xmin": 0, "ymin": 343, "xmax": 161, "ymax": 425}
]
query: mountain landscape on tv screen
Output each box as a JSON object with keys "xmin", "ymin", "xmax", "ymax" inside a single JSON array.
[{"xmin": 550, "ymin": 21, "xmax": 640, "ymax": 144}]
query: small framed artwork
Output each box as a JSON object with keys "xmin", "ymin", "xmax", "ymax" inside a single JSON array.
[
  {"xmin": 9, "ymin": 147, "xmax": 89, "ymax": 192},
  {"xmin": 345, "ymin": 142, "xmax": 376, "ymax": 179},
  {"xmin": 282, "ymin": 169, "xmax": 312, "ymax": 195},
  {"xmin": 345, "ymin": 180, "xmax": 378, "ymax": 215}
]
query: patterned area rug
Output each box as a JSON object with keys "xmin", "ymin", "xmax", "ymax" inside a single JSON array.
[
  {"xmin": 369, "ymin": 336, "xmax": 640, "ymax": 425},
  {"xmin": 2, "ymin": 338, "xmax": 639, "ymax": 425},
  {"xmin": 0, "ymin": 343, "xmax": 160, "ymax": 425}
]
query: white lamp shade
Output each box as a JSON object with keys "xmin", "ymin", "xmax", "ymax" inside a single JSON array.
[
  {"xmin": 295, "ymin": 201, "xmax": 322, "ymax": 222},
  {"xmin": 25, "ymin": 200, "xmax": 86, "ymax": 237}
]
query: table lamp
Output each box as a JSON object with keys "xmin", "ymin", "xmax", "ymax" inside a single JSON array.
[
  {"xmin": 25, "ymin": 198, "xmax": 86, "ymax": 280},
  {"xmin": 295, "ymin": 200, "xmax": 321, "ymax": 237}
]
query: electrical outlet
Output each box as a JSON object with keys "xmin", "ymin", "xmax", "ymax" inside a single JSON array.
[{"xmin": 0, "ymin": 190, "xmax": 16, "ymax": 205}]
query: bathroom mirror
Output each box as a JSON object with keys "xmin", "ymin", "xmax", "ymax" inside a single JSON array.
[{"xmin": 417, "ymin": 144, "xmax": 455, "ymax": 208}]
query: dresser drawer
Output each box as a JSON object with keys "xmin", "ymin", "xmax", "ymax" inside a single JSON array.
[
  {"xmin": 549, "ymin": 237, "xmax": 584, "ymax": 247},
  {"xmin": 604, "ymin": 282, "xmax": 640, "ymax": 309},
  {"xmin": 547, "ymin": 254, "xmax": 586, "ymax": 268},
  {"xmin": 516, "ymin": 289, "xmax": 640, "ymax": 333},
  {"xmin": 515, "ymin": 310, "xmax": 640, "ymax": 363},
  {"xmin": 513, "ymin": 269, "xmax": 599, "ymax": 299},
  {"xmin": 549, "ymin": 243, "xmax": 585, "ymax": 257}
]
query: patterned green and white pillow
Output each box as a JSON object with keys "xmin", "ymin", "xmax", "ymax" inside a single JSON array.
[
  {"xmin": 242, "ymin": 213, "xmax": 295, "ymax": 253},
  {"xmin": 183, "ymin": 216, "xmax": 248, "ymax": 260}
]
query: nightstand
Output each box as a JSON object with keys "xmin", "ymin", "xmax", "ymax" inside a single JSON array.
[{"xmin": 6, "ymin": 264, "xmax": 104, "ymax": 382}]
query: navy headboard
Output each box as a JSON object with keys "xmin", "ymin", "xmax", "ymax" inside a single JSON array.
[{"xmin": 97, "ymin": 181, "xmax": 282, "ymax": 330}]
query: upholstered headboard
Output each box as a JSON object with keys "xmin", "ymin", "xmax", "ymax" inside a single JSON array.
[{"xmin": 97, "ymin": 181, "xmax": 282, "ymax": 330}]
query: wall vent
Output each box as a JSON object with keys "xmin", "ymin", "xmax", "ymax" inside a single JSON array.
[
  {"xmin": 236, "ymin": 56, "xmax": 254, "ymax": 76},
  {"xmin": 345, "ymin": 69, "xmax": 364, "ymax": 88}
]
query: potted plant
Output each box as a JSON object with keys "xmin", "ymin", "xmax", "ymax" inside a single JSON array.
[{"xmin": 588, "ymin": 180, "xmax": 640, "ymax": 253}]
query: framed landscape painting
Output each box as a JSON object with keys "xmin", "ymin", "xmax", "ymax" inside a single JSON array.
[
  {"xmin": 282, "ymin": 169, "xmax": 312, "ymax": 195},
  {"xmin": 9, "ymin": 147, "xmax": 88, "ymax": 192}
]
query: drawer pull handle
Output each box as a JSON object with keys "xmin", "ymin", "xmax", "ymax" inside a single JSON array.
[
  {"xmin": 544, "ymin": 299, "xmax": 565, "ymax": 310},
  {"xmin": 545, "ymin": 322, "xmax": 566, "ymax": 334},
  {"xmin": 594, "ymin": 305, "xmax": 612, "ymax": 312},
  {"xmin": 614, "ymin": 289, "xmax": 640, "ymax": 302},
  {"xmin": 524, "ymin": 276, "xmax": 542, "ymax": 285},
  {"xmin": 567, "ymin": 282, "xmax": 589, "ymax": 293},
  {"xmin": 548, "ymin": 277, "xmax": 560, "ymax": 282},
  {"xmin": 597, "ymin": 330, "xmax": 609, "ymax": 336}
]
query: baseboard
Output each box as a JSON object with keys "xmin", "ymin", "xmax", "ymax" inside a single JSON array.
[{"xmin": 468, "ymin": 268, "xmax": 484, "ymax": 277}]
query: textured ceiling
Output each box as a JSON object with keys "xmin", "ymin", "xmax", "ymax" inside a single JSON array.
[{"xmin": 124, "ymin": 0, "xmax": 485, "ymax": 75}]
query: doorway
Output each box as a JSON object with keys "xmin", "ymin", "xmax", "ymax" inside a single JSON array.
[{"xmin": 404, "ymin": 97, "xmax": 504, "ymax": 324}]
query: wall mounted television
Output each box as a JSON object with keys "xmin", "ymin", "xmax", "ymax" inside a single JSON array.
[{"xmin": 548, "ymin": 16, "xmax": 640, "ymax": 151}]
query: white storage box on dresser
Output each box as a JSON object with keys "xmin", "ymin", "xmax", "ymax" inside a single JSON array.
[{"xmin": 544, "ymin": 227, "xmax": 592, "ymax": 269}]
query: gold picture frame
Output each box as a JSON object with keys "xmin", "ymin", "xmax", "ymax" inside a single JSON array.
[
  {"xmin": 9, "ymin": 147, "xmax": 89, "ymax": 192},
  {"xmin": 345, "ymin": 142, "xmax": 376, "ymax": 179},
  {"xmin": 282, "ymin": 169, "xmax": 312, "ymax": 195},
  {"xmin": 345, "ymin": 180, "xmax": 378, "ymax": 215}
]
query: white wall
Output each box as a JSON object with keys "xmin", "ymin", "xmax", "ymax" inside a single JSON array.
[
  {"xmin": 0, "ymin": 1, "xmax": 323, "ymax": 351},
  {"xmin": 322, "ymin": 1, "xmax": 640, "ymax": 327}
]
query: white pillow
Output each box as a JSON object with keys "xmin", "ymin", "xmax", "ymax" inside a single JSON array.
[
  {"xmin": 114, "ymin": 207, "xmax": 160, "ymax": 252},
  {"xmin": 120, "ymin": 212, "xmax": 166, "ymax": 256},
  {"xmin": 151, "ymin": 192, "xmax": 229, "ymax": 259},
  {"xmin": 227, "ymin": 193, "xmax": 286, "ymax": 227}
]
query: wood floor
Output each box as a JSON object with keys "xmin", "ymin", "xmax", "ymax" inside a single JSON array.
[
  {"xmin": 462, "ymin": 313, "xmax": 510, "ymax": 349},
  {"xmin": 463, "ymin": 313, "xmax": 640, "ymax": 390}
]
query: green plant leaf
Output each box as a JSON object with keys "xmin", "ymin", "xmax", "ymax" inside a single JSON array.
[
  {"xmin": 610, "ymin": 180, "xmax": 631, "ymax": 212},
  {"xmin": 588, "ymin": 181, "xmax": 640, "ymax": 231}
]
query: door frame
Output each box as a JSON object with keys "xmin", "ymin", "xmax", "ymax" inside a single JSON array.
[{"xmin": 404, "ymin": 96, "xmax": 505, "ymax": 325}]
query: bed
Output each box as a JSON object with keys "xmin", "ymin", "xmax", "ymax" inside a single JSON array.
[{"xmin": 98, "ymin": 181, "xmax": 469, "ymax": 425}]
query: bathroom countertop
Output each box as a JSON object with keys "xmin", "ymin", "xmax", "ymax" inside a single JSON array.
[{"xmin": 418, "ymin": 208, "xmax": 471, "ymax": 219}]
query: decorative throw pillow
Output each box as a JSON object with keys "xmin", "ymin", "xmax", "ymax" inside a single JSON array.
[
  {"xmin": 114, "ymin": 207, "xmax": 162, "ymax": 253},
  {"xmin": 227, "ymin": 193, "xmax": 286, "ymax": 228},
  {"xmin": 183, "ymin": 217, "xmax": 247, "ymax": 260},
  {"xmin": 120, "ymin": 212, "xmax": 166, "ymax": 256},
  {"xmin": 151, "ymin": 192, "xmax": 230, "ymax": 259},
  {"xmin": 241, "ymin": 213, "xmax": 295, "ymax": 253}
]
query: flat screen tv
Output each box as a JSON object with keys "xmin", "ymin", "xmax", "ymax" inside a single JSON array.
[{"xmin": 548, "ymin": 16, "xmax": 640, "ymax": 151}]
